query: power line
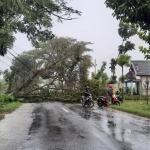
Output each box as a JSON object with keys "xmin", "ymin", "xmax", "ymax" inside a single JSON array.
[
  {"xmin": 13, "ymin": 45, "xmax": 25, "ymax": 55},
  {"xmin": 10, "ymin": 49, "xmax": 20, "ymax": 56},
  {"xmin": 5, "ymin": 55, "xmax": 12, "ymax": 61},
  {"xmin": 0, "ymin": 60, "xmax": 10, "ymax": 67},
  {"xmin": 7, "ymin": 50, "xmax": 32, "ymax": 72}
]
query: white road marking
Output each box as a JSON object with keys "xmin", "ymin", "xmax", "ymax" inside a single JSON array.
[{"xmin": 62, "ymin": 108, "xmax": 69, "ymax": 113}]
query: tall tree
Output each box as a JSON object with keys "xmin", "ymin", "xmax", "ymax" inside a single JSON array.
[
  {"xmin": 118, "ymin": 22, "xmax": 136, "ymax": 55},
  {"xmin": 4, "ymin": 37, "xmax": 93, "ymax": 94},
  {"xmin": 105, "ymin": 0, "xmax": 150, "ymax": 59},
  {"xmin": 109, "ymin": 58, "xmax": 117, "ymax": 84},
  {"xmin": 117, "ymin": 54, "xmax": 131, "ymax": 99},
  {"xmin": 105, "ymin": 0, "xmax": 150, "ymax": 31},
  {"xmin": 0, "ymin": 0, "xmax": 81, "ymax": 56},
  {"xmin": 92, "ymin": 61, "xmax": 109, "ymax": 87},
  {"xmin": 92, "ymin": 61, "xmax": 109, "ymax": 95},
  {"xmin": 117, "ymin": 54, "xmax": 131, "ymax": 83},
  {"xmin": 79, "ymin": 55, "xmax": 93, "ymax": 84},
  {"xmin": 117, "ymin": 22, "xmax": 136, "ymax": 80}
]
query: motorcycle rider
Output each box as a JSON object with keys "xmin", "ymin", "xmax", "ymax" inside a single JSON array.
[{"xmin": 84, "ymin": 86, "xmax": 90, "ymax": 101}]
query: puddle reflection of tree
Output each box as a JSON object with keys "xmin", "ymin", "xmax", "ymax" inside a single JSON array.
[
  {"xmin": 81, "ymin": 108, "xmax": 92, "ymax": 120},
  {"xmin": 106, "ymin": 112, "xmax": 126, "ymax": 143},
  {"xmin": 69, "ymin": 145, "xmax": 90, "ymax": 150},
  {"xmin": 106, "ymin": 112, "xmax": 119, "ymax": 140}
]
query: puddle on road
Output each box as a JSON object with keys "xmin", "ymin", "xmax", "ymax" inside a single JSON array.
[
  {"xmin": 107, "ymin": 120, "xmax": 116, "ymax": 128},
  {"xmin": 47, "ymin": 125, "xmax": 62, "ymax": 135},
  {"xmin": 29, "ymin": 106, "xmax": 43, "ymax": 134},
  {"xmin": 68, "ymin": 105, "xmax": 102, "ymax": 121},
  {"xmin": 66, "ymin": 104, "xmax": 150, "ymax": 150}
]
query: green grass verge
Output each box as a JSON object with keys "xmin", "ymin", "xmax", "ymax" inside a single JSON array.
[
  {"xmin": 110, "ymin": 100, "xmax": 150, "ymax": 118},
  {"xmin": 0, "ymin": 114, "xmax": 4, "ymax": 120},
  {"xmin": 0, "ymin": 102, "xmax": 22, "ymax": 120}
]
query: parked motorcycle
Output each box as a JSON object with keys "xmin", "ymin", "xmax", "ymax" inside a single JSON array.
[
  {"xmin": 81, "ymin": 93, "xmax": 94, "ymax": 108},
  {"xmin": 111, "ymin": 94, "xmax": 120, "ymax": 105},
  {"xmin": 97, "ymin": 96, "xmax": 109, "ymax": 107},
  {"xmin": 116, "ymin": 94, "xmax": 123, "ymax": 102},
  {"xmin": 115, "ymin": 91, "xmax": 123, "ymax": 102}
]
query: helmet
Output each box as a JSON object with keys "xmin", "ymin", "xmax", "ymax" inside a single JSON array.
[
  {"xmin": 108, "ymin": 84, "xmax": 113, "ymax": 88},
  {"xmin": 86, "ymin": 86, "xmax": 89, "ymax": 89}
]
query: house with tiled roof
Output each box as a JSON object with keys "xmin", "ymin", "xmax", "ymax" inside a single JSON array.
[{"xmin": 125, "ymin": 60, "xmax": 150, "ymax": 95}]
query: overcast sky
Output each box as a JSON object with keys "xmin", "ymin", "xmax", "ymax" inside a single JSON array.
[{"xmin": 0, "ymin": 0, "xmax": 147, "ymax": 78}]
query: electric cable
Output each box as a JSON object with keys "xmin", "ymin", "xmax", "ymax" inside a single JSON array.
[
  {"xmin": 7, "ymin": 50, "xmax": 32, "ymax": 72},
  {"xmin": 0, "ymin": 60, "xmax": 10, "ymax": 67}
]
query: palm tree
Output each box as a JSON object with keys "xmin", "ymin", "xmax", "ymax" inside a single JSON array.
[
  {"xmin": 109, "ymin": 58, "xmax": 117, "ymax": 76},
  {"xmin": 117, "ymin": 54, "xmax": 131, "ymax": 83}
]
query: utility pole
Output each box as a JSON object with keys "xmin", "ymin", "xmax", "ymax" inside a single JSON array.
[
  {"xmin": 146, "ymin": 76, "xmax": 149, "ymax": 105},
  {"xmin": 94, "ymin": 59, "xmax": 97, "ymax": 74}
]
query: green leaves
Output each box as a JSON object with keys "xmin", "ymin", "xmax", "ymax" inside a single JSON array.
[
  {"xmin": 117, "ymin": 54, "xmax": 131, "ymax": 67},
  {"xmin": 109, "ymin": 58, "xmax": 117, "ymax": 75},
  {"xmin": 92, "ymin": 61, "xmax": 109, "ymax": 84},
  {"xmin": 139, "ymin": 46, "xmax": 150, "ymax": 60},
  {"xmin": 4, "ymin": 37, "xmax": 93, "ymax": 93},
  {"xmin": 105, "ymin": 0, "xmax": 150, "ymax": 48},
  {"xmin": 118, "ymin": 41, "xmax": 135, "ymax": 55},
  {"xmin": 118, "ymin": 22, "xmax": 137, "ymax": 40},
  {"xmin": 0, "ymin": 30, "xmax": 15, "ymax": 56},
  {"xmin": 0, "ymin": 0, "xmax": 81, "ymax": 56},
  {"xmin": 105, "ymin": 0, "xmax": 150, "ymax": 27}
]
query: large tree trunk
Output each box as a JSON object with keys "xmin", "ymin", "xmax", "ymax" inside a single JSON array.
[{"xmin": 14, "ymin": 52, "xmax": 71, "ymax": 93}]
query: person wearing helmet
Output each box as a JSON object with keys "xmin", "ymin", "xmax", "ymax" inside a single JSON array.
[
  {"xmin": 84, "ymin": 86, "xmax": 90, "ymax": 101},
  {"xmin": 107, "ymin": 84, "xmax": 113, "ymax": 104}
]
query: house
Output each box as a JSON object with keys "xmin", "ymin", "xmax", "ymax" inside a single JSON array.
[{"xmin": 125, "ymin": 60, "xmax": 150, "ymax": 95}]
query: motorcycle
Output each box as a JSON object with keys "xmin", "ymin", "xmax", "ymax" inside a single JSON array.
[
  {"xmin": 81, "ymin": 93, "xmax": 94, "ymax": 108},
  {"xmin": 115, "ymin": 91, "xmax": 123, "ymax": 102},
  {"xmin": 111, "ymin": 94, "xmax": 120, "ymax": 105},
  {"xmin": 97, "ymin": 96, "xmax": 109, "ymax": 107},
  {"xmin": 116, "ymin": 94, "xmax": 123, "ymax": 102}
]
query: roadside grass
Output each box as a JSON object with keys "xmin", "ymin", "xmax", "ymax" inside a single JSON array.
[
  {"xmin": 0, "ymin": 114, "xmax": 4, "ymax": 120},
  {"xmin": 110, "ymin": 100, "xmax": 150, "ymax": 118},
  {"xmin": 0, "ymin": 102, "xmax": 22, "ymax": 120}
]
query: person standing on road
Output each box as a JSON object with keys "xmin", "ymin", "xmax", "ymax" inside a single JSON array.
[{"xmin": 107, "ymin": 84, "xmax": 113, "ymax": 104}]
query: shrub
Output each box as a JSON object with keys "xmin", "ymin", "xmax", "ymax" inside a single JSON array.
[
  {"xmin": 0, "ymin": 94, "xmax": 16, "ymax": 102},
  {"xmin": 124, "ymin": 94, "xmax": 149, "ymax": 101}
]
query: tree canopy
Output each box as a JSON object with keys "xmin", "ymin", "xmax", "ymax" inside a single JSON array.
[
  {"xmin": 4, "ymin": 37, "xmax": 93, "ymax": 94},
  {"xmin": 105, "ymin": 0, "xmax": 150, "ymax": 59},
  {"xmin": 105, "ymin": 0, "xmax": 150, "ymax": 31},
  {"xmin": 0, "ymin": 0, "xmax": 81, "ymax": 56}
]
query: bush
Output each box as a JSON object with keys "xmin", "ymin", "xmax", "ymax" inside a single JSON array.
[
  {"xmin": 0, "ymin": 94, "xmax": 17, "ymax": 102},
  {"xmin": 124, "ymin": 94, "xmax": 149, "ymax": 101}
]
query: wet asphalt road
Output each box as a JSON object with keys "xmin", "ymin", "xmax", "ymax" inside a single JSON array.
[{"xmin": 0, "ymin": 102, "xmax": 150, "ymax": 150}]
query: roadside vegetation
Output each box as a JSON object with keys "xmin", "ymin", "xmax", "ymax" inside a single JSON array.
[
  {"xmin": 110, "ymin": 100, "xmax": 150, "ymax": 118},
  {"xmin": 0, "ymin": 94, "xmax": 22, "ymax": 121}
]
